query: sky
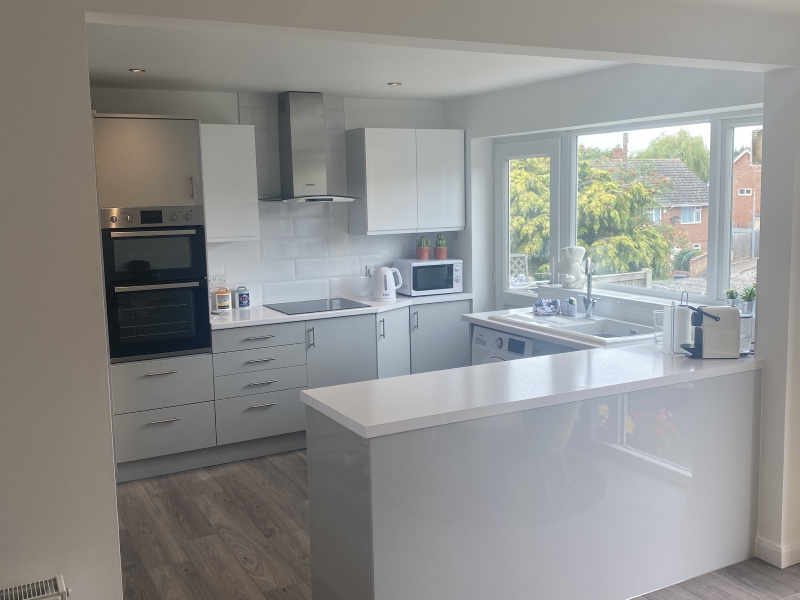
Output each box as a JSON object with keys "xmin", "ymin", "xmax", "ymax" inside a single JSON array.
[{"xmin": 578, "ymin": 123, "xmax": 760, "ymax": 153}]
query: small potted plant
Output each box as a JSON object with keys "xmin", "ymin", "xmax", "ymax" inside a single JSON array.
[
  {"xmin": 434, "ymin": 234, "xmax": 448, "ymax": 260},
  {"xmin": 725, "ymin": 288, "xmax": 739, "ymax": 307},
  {"xmin": 740, "ymin": 285, "xmax": 756, "ymax": 315},
  {"xmin": 416, "ymin": 236, "xmax": 431, "ymax": 260}
]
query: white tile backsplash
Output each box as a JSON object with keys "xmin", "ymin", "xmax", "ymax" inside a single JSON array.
[{"xmin": 206, "ymin": 92, "xmax": 434, "ymax": 303}]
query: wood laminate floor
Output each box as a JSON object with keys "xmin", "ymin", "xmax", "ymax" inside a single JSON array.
[{"xmin": 117, "ymin": 450, "xmax": 799, "ymax": 600}]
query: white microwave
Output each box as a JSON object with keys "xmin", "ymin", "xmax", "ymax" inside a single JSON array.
[{"xmin": 393, "ymin": 259, "xmax": 463, "ymax": 296}]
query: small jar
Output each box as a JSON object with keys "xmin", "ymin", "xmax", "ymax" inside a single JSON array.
[
  {"xmin": 234, "ymin": 286, "xmax": 250, "ymax": 308},
  {"xmin": 214, "ymin": 287, "xmax": 232, "ymax": 311}
]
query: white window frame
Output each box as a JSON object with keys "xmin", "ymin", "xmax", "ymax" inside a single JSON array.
[
  {"xmin": 738, "ymin": 188, "xmax": 753, "ymax": 196},
  {"xmin": 680, "ymin": 207, "xmax": 703, "ymax": 224},
  {"xmin": 650, "ymin": 208, "xmax": 663, "ymax": 223}
]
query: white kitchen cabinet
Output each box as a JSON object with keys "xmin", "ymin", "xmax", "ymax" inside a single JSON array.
[
  {"xmin": 416, "ymin": 129, "xmax": 466, "ymax": 231},
  {"xmin": 347, "ymin": 128, "xmax": 465, "ymax": 235},
  {"xmin": 93, "ymin": 115, "xmax": 202, "ymax": 208},
  {"xmin": 200, "ymin": 124, "xmax": 259, "ymax": 242},
  {"xmin": 377, "ymin": 307, "xmax": 411, "ymax": 379},
  {"xmin": 347, "ymin": 128, "xmax": 419, "ymax": 234},
  {"xmin": 532, "ymin": 339, "xmax": 573, "ymax": 356},
  {"xmin": 306, "ymin": 315, "xmax": 378, "ymax": 388},
  {"xmin": 410, "ymin": 300, "xmax": 472, "ymax": 374}
]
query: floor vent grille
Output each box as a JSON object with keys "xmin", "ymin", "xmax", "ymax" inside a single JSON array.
[{"xmin": 0, "ymin": 575, "xmax": 68, "ymax": 600}]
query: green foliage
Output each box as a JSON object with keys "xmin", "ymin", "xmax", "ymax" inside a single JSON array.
[
  {"xmin": 725, "ymin": 288, "xmax": 739, "ymax": 299},
  {"xmin": 742, "ymin": 285, "xmax": 756, "ymax": 301},
  {"xmin": 508, "ymin": 157, "xmax": 551, "ymax": 272},
  {"xmin": 633, "ymin": 129, "xmax": 711, "ymax": 182},
  {"xmin": 436, "ymin": 233, "xmax": 447, "ymax": 248},
  {"xmin": 416, "ymin": 236, "xmax": 430, "ymax": 248},
  {"xmin": 672, "ymin": 248, "xmax": 700, "ymax": 272}
]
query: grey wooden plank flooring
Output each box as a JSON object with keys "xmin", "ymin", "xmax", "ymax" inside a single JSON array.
[{"xmin": 119, "ymin": 450, "xmax": 799, "ymax": 600}]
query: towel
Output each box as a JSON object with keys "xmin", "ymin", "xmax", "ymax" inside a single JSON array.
[{"xmin": 534, "ymin": 298, "xmax": 560, "ymax": 316}]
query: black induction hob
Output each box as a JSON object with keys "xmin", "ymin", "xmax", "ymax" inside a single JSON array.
[{"xmin": 264, "ymin": 297, "xmax": 371, "ymax": 315}]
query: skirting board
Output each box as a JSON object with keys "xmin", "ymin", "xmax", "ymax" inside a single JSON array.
[
  {"xmin": 755, "ymin": 535, "xmax": 800, "ymax": 568},
  {"xmin": 115, "ymin": 431, "xmax": 306, "ymax": 483}
]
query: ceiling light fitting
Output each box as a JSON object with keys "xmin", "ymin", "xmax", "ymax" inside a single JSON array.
[
  {"xmin": 387, "ymin": 82, "xmax": 402, "ymax": 86},
  {"xmin": 128, "ymin": 68, "xmax": 146, "ymax": 73}
]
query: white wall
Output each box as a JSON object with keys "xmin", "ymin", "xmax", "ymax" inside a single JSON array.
[
  {"xmin": 442, "ymin": 64, "xmax": 765, "ymax": 313},
  {"xmin": 89, "ymin": 87, "xmax": 451, "ymax": 303}
]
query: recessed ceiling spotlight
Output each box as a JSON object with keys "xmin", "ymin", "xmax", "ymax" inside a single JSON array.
[
  {"xmin": 128, "ymin": 68, "xmax": 146, "ymax": 73},
  {"xmin": 387, "ymin": 82, "xmax": 402, "ymax": 86}
]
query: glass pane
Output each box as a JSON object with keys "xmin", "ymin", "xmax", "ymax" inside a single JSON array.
[
  {"xmin": 113, "ymin": 236, "xmax": 194, "ymax": 275},
  {"xmin": 508, "ymin": 156, "xmax": 551, "ymax": 293},
  {"xmin": 413, "ymin": 264, "xmax": 453, "ymax": 291},
  {"xmin": 117, "ymin": 288, "xmax": 196, "ymax": 346},
  {"xmin": 577, "ymin": 124, "xmax": 711, "ymax": 297},
  {"xmin": 727, "ymin": 125, "xmax": 760, "ymax": 304}
]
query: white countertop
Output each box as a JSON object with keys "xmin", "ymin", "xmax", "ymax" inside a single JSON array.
[
  {"xmin": 209, "ymin": 292, "xmax": 474, "ymax": 330},
  {"xmin": 300, "ymin": 341, "xmax": 763, "ymax": 439}
]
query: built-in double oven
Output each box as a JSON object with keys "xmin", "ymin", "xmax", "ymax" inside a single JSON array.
[{"xmin": 101, "ymin": 206, "xmax": 211, "ymax": 363}]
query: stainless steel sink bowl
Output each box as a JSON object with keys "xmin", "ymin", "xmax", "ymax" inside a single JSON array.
[{"xmin": 488, "ymin": 313, "xmax": 654, "ymax": 346}]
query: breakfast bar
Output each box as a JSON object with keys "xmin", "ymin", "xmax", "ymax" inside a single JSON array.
[{"xmin": 301, "ymin": 345, "xmax": 763, "ymax": 600}]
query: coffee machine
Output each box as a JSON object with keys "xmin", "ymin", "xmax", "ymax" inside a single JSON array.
[{"xmin": 680, "ymin": 306, "xmax": 741, "ymax": 359}]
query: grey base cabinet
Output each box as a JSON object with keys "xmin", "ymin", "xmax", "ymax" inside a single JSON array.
[
  {"xmin": 307, "ymin": 314, "xmax": 378, "ymax": 388},
  {"xmin": 377, "ymin": 307, "xmax": 411, "ymax": 379},
  {"xmin": 410, "ymin": 300, "xmax": 472, "ymax": 374},
  {"xmin": 215, "ymin": 388, "xmax": 307, "ymax": 446},
  {"xmin": 533, "ymin": 339, "xmax": 573, "ymax": 356}
]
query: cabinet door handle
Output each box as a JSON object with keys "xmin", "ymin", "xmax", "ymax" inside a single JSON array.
[
  {"xmin": 249, "ymin": 402, "xmax": 278, "ymax": 409},
  {"xmin": 308, "ymin": 327, "xmax": 316, "ymax": 348},
  {"xmin": 145, "ymin": 370, "xmax": 177, "ymax": 377},
  {"xmin": 149, "ymin": 417, "xmax": 180, "ymax": 425},
  {"xmin": 247, "ymin": 379, "xmax": 278, "ymax": 387},
  {"xmin": 246, "ymin": 357, "xmax": 276, "ymax": 364},
  {"xmin": 413, "ymin": 311, "xmax": 419, "ymax": 330},
  {"xmin": 246, "ymin": 335, "xmax": 275, "ymax": 341},
  {"xmin": 380, "ymin": 319, "xmax": 386, "ymax": 338}
]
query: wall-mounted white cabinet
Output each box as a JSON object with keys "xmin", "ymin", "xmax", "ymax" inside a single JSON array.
[
  {"xmin": 93, "ymin": 115, "xmax": 202, "ymax": 209},
  {"xmin": 347, "ymin": 128, "xmax": 465, "ymax": 235},
  {"xmin": 200, "ymin": 124, "xmax": 260, "ymax": 242}
]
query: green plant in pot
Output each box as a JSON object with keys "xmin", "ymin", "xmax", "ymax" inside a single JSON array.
[
  {"xmin": 434, "ymin": 234, "xmax": 448, "ymax": 260},
  {"xmin": 416, "ymin": 236, "xmax": 431, "ymax": 260},
  {"xmin": 740, "ymin": 285, "xmax": 756, "ymax": 315},
  {"xmin": 725, "ymin": 288, "xmax": 739, "ymax": 307}
]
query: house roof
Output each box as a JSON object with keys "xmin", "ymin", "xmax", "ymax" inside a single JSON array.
[{"xmin": 592, "ymin": 158, "xmax": 709, "ymax": 207}]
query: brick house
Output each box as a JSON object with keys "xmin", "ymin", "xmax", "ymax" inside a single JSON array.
[{"xmin": 732, "ymin": 150, "xmax": 761, "ymax": 230}]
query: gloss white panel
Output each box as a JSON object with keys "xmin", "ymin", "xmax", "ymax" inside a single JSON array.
[
  {"xmin": 306, "ymin": 371, "xmax": 759, "ymax": 600},
  {"xmin": 261, "ymin": 279, "xmax": 329, "ymax": 303},
  {"xmin": 296, "ymin": 256, "xmax": 360, "ymax": 280}
]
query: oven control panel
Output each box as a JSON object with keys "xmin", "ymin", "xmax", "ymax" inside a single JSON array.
[{"xmin": 101, "ymin": 206, "xmax": 204, "ymax": 229}]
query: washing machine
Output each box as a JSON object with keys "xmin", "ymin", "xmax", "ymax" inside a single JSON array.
[{"xmin": 471, "ymin": 325, "xmax": 534, "ymax": 365}]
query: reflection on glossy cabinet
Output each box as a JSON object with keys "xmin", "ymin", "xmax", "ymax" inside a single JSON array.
[
  {"xmin": 533, "ymin": 339, "xmax": 573, "ymax": 356},
  {"xmin": 416, "ymin": 129, "xmax": 465, "ymax": 231},
  {"xmin": 93, "ymin": 115, "xmax": 202, "ymax": 208},
  {"xmin": 377, "ymin": 307, "xmax": 411, "ymax": 379},
  {"xmin": 306, "ymin": 314, "xmax": 378, "ymax": 389},
  {"xmin": 410, "ymin": 300, "xmax": 472, "ymax": 374},
  {"xmin": 200, "ymin": 124, "xmax": 259, "ymax": 242}
]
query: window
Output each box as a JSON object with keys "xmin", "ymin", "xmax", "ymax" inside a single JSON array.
[
  {"xmin": 726, "ymin": 123, "xmax": 760, "ymax": 295},
  {"xmin": 693, "ymin": 243, "xmax": 702, "ymax": 250},
  {"xmin": 577, "ymin": 123, "xmax": 711, "ymax": 297},
  {"xmin": 738, "ymin": 188, "xmax": 753, "ymax": 196},
  {"xmin": 680, "ymin": 207, "xmax": 702, "ymax": 224}
]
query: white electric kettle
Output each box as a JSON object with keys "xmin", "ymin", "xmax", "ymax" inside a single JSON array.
[{"xmin": 373, "ymin": 266, "xmax": 402, "ymax": 301}]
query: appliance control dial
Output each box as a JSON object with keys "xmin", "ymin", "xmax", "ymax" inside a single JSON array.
[
  {"xmin": 169, "ymin": 212, "xmax": 179, "ymax": 222},
  {"xmin": 455, "ymin": 276, "xmax": 461, "ymax": 283},
  {"xmin": 109, "ymin": 215, "xmax": 118, "ymax": 223},
  {"xmin": 184, "ymin": 213, "xmax": 193, "ymax": 221},
  {"xmin": 494, "ymin": 337, "xmax": 504, "ymax": 349},
  {"xmin": 125, "ymin": 215, "xmax": 135, "ymax": 223}
]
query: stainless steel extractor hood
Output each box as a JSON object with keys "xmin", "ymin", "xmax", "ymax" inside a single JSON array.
[{"xmin": 262, "ymin": 91, "xmax": 357, "ymax": 203}]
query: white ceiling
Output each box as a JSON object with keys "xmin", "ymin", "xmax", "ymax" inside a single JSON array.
[{"xmin": 86, "ymin": 22, "xmax": 618, "ymax": 100}]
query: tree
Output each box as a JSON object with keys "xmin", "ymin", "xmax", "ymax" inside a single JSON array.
[
  {"xmin": 633, "ymin": 129, "xmax": 710, "ymax": 182},
  {"xmin": 508, "ymin": 157, "xmax": 550, "ymax": 273}
]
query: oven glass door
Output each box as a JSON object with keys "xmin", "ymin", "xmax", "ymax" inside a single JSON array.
[
  {"xmin": 413, "ymin": 264, "xmax": 454, "ymax": 292},
  {"xmin": 106, "ymin": 280, "xmax": 211, "ymax": 362},
  {"xmin": 102, "ymin": 226, "xmax": 207, "ymax": 284}
]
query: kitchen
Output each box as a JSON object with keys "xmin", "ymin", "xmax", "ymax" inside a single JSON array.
[{"xmin": 5, "ymin": 6, "xmax": 800, "ymax": 600}]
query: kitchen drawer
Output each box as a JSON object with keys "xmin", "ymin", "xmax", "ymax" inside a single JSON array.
[
  {"xmin": 216, "ymin": 388, "xmax": 307, "ymax": 446},
  {"xmin": 212, "ymin": 343, "xmax": 306, "ymax": 376},
  {"xmin": 113, "ymin": 401, "xmax": 216, "ymax": 463},
  {"xmin": 214, "ymin": 365, "xmax": 308, "ymax": 400},
  {"xmin": 111, "ymin": 354, "xmax": 214, "ymax": 415},
  {"xmin": 212, "ymin": 322, "xmax": 305, "ymax": 353}
]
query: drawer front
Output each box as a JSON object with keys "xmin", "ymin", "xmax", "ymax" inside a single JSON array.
[
  {"xmin": 212, "ymin": 322, "xmax": 306, "ymax": 353},
  {"xmin": 214, "ymin": 365, "xmax": 308, "ymax": 400},
  {"xmin": 111, "ymin": 354, "xmax": 214, "ymax": 415},
  {"xmin": 216, "ymin": 389, "xmax": 307, "ymax": 446},
  {"xmin": 113, "ymin": 401, "xmax": 216, "ymax": 463},
  {"xmin": 212, "ymin": 343, "xmax": 307, "ymax": 377}
]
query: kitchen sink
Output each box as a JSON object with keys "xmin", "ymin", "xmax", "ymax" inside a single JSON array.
[{"xmin": 488, "ymin": 313, "xmax": 654, "ymax": 346}]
